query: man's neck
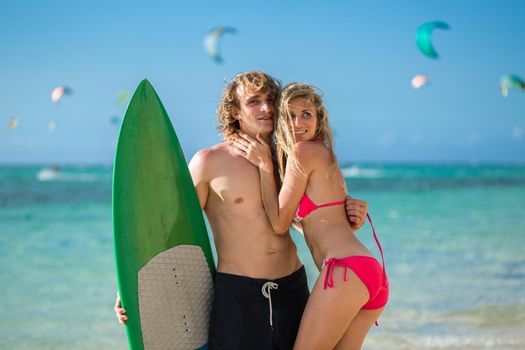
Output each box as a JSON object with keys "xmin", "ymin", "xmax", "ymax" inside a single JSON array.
[{"xmin": 240, "ymin": 130, "xmax": 272, "ymax": 143}]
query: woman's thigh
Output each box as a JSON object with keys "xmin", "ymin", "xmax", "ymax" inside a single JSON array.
[
  {"xmin": 293, "ymin": 266, "xmax": 369, "ymax": 350},
  {"xmin": 334, "ymin": 307, "xmax": 385, "ymax": 350}
]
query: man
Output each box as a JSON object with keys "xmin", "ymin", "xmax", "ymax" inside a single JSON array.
[{"xmin": 115, "ymin": 71, "xmax": 368, "ymax": 349}]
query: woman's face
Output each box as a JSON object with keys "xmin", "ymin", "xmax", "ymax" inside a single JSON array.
[{"xmin": 287, "ymin": 98, "xmax": 318, "ymax": 142}]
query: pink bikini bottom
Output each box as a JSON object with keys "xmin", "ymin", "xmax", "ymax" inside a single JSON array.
[{"xmin": 323, "ymin": 255, "xmax": 389, "ymax": 310}]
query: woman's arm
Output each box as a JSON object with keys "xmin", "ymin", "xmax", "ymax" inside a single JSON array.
[
  {"xmin": 259, "ymin": 158, "xmax": 309, "ymax": 233},
  {"xmin": 232, "ymin": 133, "xmax": 309, "ymax": 233}
]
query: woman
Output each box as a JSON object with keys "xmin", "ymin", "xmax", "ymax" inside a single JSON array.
[{"xmin": 232, "ymin": 83, "xmax": 388, "ymax": 350}]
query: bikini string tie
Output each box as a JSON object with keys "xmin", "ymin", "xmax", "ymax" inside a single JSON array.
[{"xmin": 324, "ymin": 258, "xmax": 339, "ymax": 289}]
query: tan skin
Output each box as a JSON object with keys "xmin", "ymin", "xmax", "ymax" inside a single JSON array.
[
  {"xmin": 232, "ymin": 97, "xmax": 383, "ymax": 350},
  {"xmin": 114, "ymin": 86, "xmax": 369, "ymax": 328}
]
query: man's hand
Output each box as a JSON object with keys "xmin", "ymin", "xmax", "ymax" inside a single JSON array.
[
  {"xmin": 114, "ymin": 291, "xmax": 128, "ymax": 325},
  {"xmin": 345, "ymin": 196, "xmax": 368, "ymax": 230}
]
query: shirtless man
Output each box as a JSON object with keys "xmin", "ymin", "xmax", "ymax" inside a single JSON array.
[{"xmin": 115, "ymin": 71, "xmax": 369, "ymax": 349}]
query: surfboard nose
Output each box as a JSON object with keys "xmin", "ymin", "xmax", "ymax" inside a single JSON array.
[
  {"xmin": 138, "ymin": 79, "xmax": 153, "ymax": 90},
  {"xmin": 132, "ymin": 79, "xmax": 157, "ymax": 103}
]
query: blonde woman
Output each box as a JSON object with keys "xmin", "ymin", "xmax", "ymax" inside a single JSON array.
[{"xmin": 232, "ymin": 83, "xmax": 388, "ymax": 350}]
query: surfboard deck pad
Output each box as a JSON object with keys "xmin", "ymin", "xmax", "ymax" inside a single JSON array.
[{"xmin": 138, "ymin": 245, "xmax": 213, "ymax": 349}]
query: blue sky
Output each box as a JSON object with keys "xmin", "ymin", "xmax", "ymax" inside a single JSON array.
[{"xmin": 1, "ymin": 0, "xmax": 524, "ymax": 164}]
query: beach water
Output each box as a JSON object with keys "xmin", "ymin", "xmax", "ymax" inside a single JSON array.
[{"xmin": 1, "ymin": 163, "xmax": 524, "ymax": 349}]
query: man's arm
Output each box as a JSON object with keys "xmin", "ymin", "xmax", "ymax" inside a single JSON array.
[
  {"xmin": 188, "ymin": 150, "xmax": 210, "ymax": 210},
  {"xmin": 345, "ymin": 196, "xmax": 368, "ymax": 231}
]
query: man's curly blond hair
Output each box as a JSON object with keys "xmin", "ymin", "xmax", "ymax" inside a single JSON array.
[{"xmin": 216, "ymin": 71, "xmax": 281, "ymax": 139}]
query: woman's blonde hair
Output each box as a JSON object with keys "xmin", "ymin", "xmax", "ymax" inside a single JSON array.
[
  {"xmin": 216, "ymin": 71, "xmax": 281, "ymax": 139},
  {"xmin": 276, "ymin": 83, "xmax": 337, "ymax": 181}
]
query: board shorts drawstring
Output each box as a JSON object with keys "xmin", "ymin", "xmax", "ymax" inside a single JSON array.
[{"xmin": 261, "ymin": 281, "xmax": 279, "ymax": 328}]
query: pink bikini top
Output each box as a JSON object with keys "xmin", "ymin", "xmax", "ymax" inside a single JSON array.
[{"xmin": 294, "ymin": 193, "xmax": 345, "ymax": 223}]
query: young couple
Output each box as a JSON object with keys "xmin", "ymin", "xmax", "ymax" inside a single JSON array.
[{"xmin": 115, "ymin": 71, "xmax": 388, "ymax": 349}]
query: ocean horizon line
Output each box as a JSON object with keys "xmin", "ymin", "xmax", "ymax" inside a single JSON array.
[{"xmin": 2, "ymin": 160, "xmax": 525, "ymax": 168}]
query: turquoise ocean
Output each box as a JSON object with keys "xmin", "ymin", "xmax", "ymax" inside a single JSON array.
[{"xmin": 1, "ymin": 163, "xmax": 524, "ymax": 349}]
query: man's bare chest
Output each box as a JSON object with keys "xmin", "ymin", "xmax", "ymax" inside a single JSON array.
[{"xmin": 208, "ymin": 160, "xmax": 262, "ymax": 205}]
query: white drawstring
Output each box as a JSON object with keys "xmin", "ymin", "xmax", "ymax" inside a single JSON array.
[{"xmin": 261, "ymin": 281, "xmax": 279, "ymax": 327}]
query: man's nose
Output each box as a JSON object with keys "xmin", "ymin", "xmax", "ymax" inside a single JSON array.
[{"xmin": 261, "ymin": 101, "xmax": 273, "ymax": 113}]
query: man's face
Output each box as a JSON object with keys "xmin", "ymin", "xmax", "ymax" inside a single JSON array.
[{"xmin": 233, "ymin": 85, "xmax": 275, "ymax": 137}]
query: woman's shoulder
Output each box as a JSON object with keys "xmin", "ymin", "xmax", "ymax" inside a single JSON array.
[
  {"xmin": 295, "ymin": 140, "xmax": 333, "ymax": 167},
  {"xmin": 295, "ymin": 140, "xmax": 331, "ymax": 155}
]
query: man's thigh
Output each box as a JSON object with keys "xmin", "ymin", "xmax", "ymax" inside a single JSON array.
[
  {"xmin": 273, "ymin": 279, "xmax": 310, "ymax": 350},
  {"xmin": 209, "ymin": 284, "xmax": 273, "ymax": 350}
]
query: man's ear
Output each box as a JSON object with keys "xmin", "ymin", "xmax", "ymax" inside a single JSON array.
[{"xmin": 232, "ymin": 107, "xmax": 240, "ymax": 121}]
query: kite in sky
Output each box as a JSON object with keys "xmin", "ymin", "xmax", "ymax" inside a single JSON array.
[
  {"xmin": 7, "ymin": 117, "xmax": 19, "ymax": 130},
  {"xmin": 416, "ymin": 21, "xmax": 450, "ymax": 59},
  {"xmin": 204, "ymin": 26, "xmax": 238, "ymax": 63},
  {"xmin": 110, "ymin": 115, "xmax": 122, "ymax": 125},
  {"xmin": 500, "ymin": 74, "xmax": 525, "ymax": 97},
  {"xmin": 117, "ymin": 90, "xmax": 129, "ymax": 107},
  {"xmin": 411, "ymin": 75, "xmax": 429, "ymax": 89},
  {"xmin": 51, "ymin": 86, "xmax": 73, "ymax": 103}
]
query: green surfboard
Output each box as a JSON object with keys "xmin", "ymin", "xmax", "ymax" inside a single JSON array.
[{"xmin": 113, "ymin": 80, "xmax": 215, "ymax": 350}]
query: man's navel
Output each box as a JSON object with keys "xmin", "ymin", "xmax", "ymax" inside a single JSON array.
[{"xmin": 234, "ymin": 197, "xmax": 244, "ymax": 204}]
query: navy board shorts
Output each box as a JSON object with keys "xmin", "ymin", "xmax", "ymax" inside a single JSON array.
[{"xmin": 208, "ymin": 266, "xmax": 310, "ymax": 350}]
